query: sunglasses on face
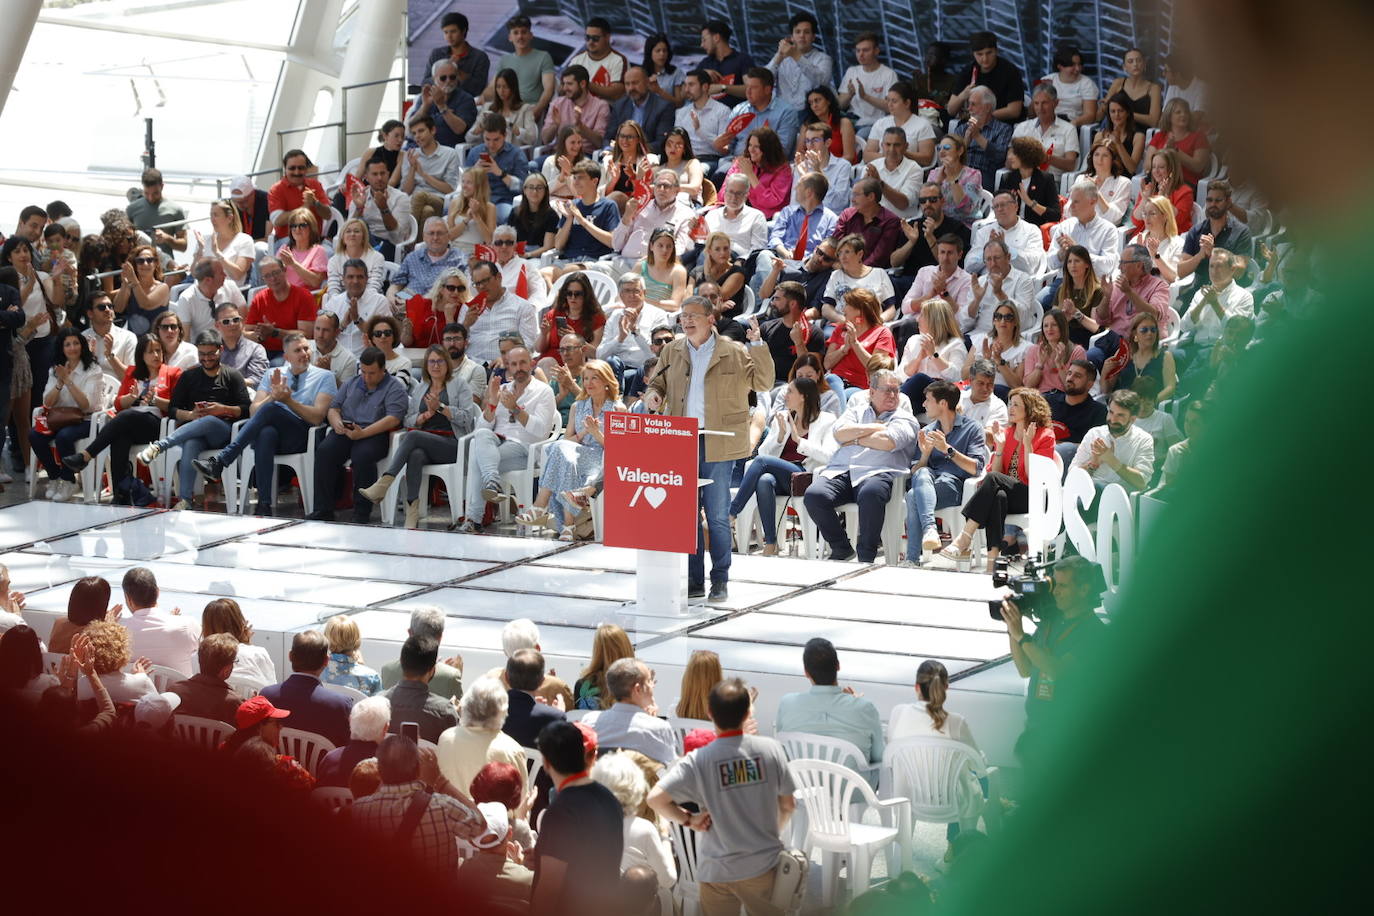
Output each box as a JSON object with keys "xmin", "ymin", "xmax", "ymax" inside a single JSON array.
[
  {"xmin": 94, "ymin": 303, "xmax": 114, "ymax": 312},
  {"xmin": 937, "ymin": 144, "xmax": 954, "ymax": 152},
  {"xmin": 158, "ymin": 323, "xmax": 180, "ymax": 331},
  {"xmin": 564, "ymin": 289, "xmax": 585, "ymax": 298},
  {"xmin": 371, "ymin": 329, "xmax": 394, "ymax": 338},
  {"xmin": 219, "ymin": 317, "xmax": 243, "ymax": 325},
  {"xmin": 814, "ymin": 250, "xmax": 836, "ymax": 262},
  {"xmin": 436, "ymin": 75, "xmax": 457, "ymax": 82},
  {"xmin": 492, "ymin": 239, "xmax": 516, "ymax": 246},
  {"xmin": 1137, "ymin": 326, "xmax": 1158, "ymax": 333},
  {"xmin": 133, "ymin": 257, "xmax": 156, "ymax": 265},
  {"xmin": 585, "ymin": 33, "xmax": 604, "ymax": 41},
  {"xmin": 918, "ymin": 196, "xmax": 942, "ymax": 204},
  {"xmin": 653, "ymin": 337, "xmax": 673, "ymax": 345},
  {"xmin": 443, "ymin": 283, "xmax": 467, "ymax": 293},
  {"xmin": 290, "ymin": 223, "xmax": 310, "ymax": 229},
  {"xmin": 993, "ymin": 313, "xmax": 1016, "ymax": 322}
]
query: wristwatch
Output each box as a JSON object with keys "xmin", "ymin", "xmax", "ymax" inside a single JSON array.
[{"xmin": 945, "ymin": 446, "xmax": 956, "ymax": 460}]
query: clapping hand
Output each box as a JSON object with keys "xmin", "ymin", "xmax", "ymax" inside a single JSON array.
[
  {"xmin": 900, "ymin": 219, "xmax": 922, "ymax": 242},
  {"xmin": 918, "ymin": 332, "xmax": 935, "ymax": 357},
  {"xmin": 498, "ymin": 388, "xmax": 519, "ymax": 411},
  {"xmin": 917, "ymin": 427, "xmax": 933, "ymax": 454},
  {"xmin": 1200, "ymin": 233, "xmax": 1216, "ymax": 257},
  {"xmin": 929, "ymin": 427, "xmax": 949, "ymax": 454}
]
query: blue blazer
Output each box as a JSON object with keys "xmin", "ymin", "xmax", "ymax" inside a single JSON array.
[
  {"xmin": 502, "ymin": 688, "xmax": 566, "ymax": 748},
  {"xmin": 608, "ymin": 92, "xmax": 675, "ymax": 152},
  {"xmin": 260, "ymin": 673, "xmax": 353, "ymax": 747}
]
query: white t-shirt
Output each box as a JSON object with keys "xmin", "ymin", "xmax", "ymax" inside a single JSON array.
[
  {"xmin": 1071, "ymin": 424, "xmax": 1156, "ymax": 488},
  {"xmin": 192, "ymin": 232, "xmax": 256, "ymax": 268},
  {"xmin": 873, "ymin": 157, "xmax": 924, "ymax": 220},
  {"xmin": 840, "ymin": 64, "xmax": 899, "ymax": 126},
  {"xmin": 959, "ymin": 388, "xmax": 1009, "ymax": 431},
  {"xmin": 822, "ymin": 266, "xmax": 894, "ymax": 308},
  {"xmin": 969, "ymin": 334, "xmax": 1030, "ymax": 389},
  {"xmin": 82, "ymin": 324, "xmax": 138, "ymax": 384},
  {"xmin": 869, "ymin": 113, "xmax": 935, "ymax": 153},
  {"xmin": 1042, "ymin": 73, "xmax": 1099, "ymax": 123},
  {"xmin": 1163, "ymin": 79, "xmax": 1208, "ymax": 116},
  {"xmin": 20, "ymin": 271, "xmax": 55, "ymax": 338}
]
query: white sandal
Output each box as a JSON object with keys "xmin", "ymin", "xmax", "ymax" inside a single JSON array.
[{"xmin": 515, "ymin": 508, "xmax": 554, "ymax": 530}]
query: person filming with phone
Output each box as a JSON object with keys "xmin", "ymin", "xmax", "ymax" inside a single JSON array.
[{"xmin": 999, "ymin": 555, "xmax": 1104, "ymax": 770}]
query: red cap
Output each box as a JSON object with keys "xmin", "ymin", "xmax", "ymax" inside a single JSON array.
[
  {"xmin": 235, "ymin": 695, "xmax": 291, "ymax": 730},
  {"xmin": 683, "ymin": 729, "xmax": 717, "ymax": 753},
  {"xmin": 573, "ymin": 720, "xmax": 598, "ymax": 755}
]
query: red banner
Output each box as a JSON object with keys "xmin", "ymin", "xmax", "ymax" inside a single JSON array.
[{"xmin": 602, "ymin": 412, "xmax": 699, "ymax": 554}]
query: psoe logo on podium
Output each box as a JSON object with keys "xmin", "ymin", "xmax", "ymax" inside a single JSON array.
[{"xmin": 602, "ymin": 412, "xmax": 698, "ymax": 553}]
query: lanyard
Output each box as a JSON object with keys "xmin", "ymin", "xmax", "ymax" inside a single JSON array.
[
  {"xmin": 716, "ymin": 729, "xmax": 744, "ymax": 738},
  {"xmin": 557, "ymin": 771, "xmax": 589, "ymax": 791}
]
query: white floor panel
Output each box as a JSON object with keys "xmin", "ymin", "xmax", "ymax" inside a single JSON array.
[
  {"xmin": 348, "ymin": 608, "xmax": 608, "ymax": 658},
  {"xmin": 841, "ymin": 564, "xmax": 1006, "ymax": 600},
  {"xmin": 539, "ymin": 543, "xmax": 849, "ymax": 587},
  {"xmin": 382, "ymin": 587, "xmax": 716, "ymax": 634},
  {"xmin": 760, "ymin": 589, "xmax": 1005, "ymax": 631},
  {"xmin": 250, "ymin": 522, "xmax": 562, "ymax": 563},
  {"xmin": 0, "ymin": 550, "xmax": 135, "ymax": 593},
  {"xmin": 495, "ymin": 564, "xmax": 794, "ymax": 609},
  {"xmin": 690, "ymin": 613, "xmax": 1010, "ymax": 662},
  {"xmin": 40, "ymin": 511, "xmax": 293, "ymax": 560},
  {"xmin": 163, "ymin": 542, "xmax": 496, "ymax": 584},
  {"xmin": 0, "ymin": 502, "xmax": 150, "ymax": 550}
]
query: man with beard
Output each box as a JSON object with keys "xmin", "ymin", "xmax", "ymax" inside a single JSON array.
[
  {"xmin": 1176, "ymin": 179, "xmax": 1253, "ymax": 305},
  {"xmin": 1045, "ymin": 359, "xmax": 1107, "ymax": 472},
  {"xmin": 1069, "ymin": 388, "xmax": 1153, "ymax": 494},
  {"xmin": 308, "ymin": 311, "xmax": 358, "ymax": 387},
  {"xmin": 441, "ymin": 323, "xmax": 487, "ymax": 404}
]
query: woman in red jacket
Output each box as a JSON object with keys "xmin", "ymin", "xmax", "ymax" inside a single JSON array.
[
  {"xmin": 61, "ymin": 334, "xmax": 181, "ymax": 504},
  {"xmin": 938, "ymin": 386, "xmax": 1056, "ymax": 570}
]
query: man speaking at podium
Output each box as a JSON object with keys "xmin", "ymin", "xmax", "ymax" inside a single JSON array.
[{"xmin": 647, "ymin": 297, "xmax": 773, "ymax": 602}]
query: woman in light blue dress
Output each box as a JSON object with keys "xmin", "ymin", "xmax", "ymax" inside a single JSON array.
[
  {"xmin": 321, "ymin": 614, "xmax": 381, "ymax": 695},
  {"xmin": 515, "ymin": 359, "xmax": 624, "ymax": 540}
]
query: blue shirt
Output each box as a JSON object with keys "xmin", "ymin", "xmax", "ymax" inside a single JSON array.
[
  {"xmin": 825, "ymin": 399, "xmax": 920, "ymax": 483},
  {"xmin": 775, "ymin": 684, "xmax": 885, "ymax": 766},
  {"xmin": 684, "ymin": 332, "xmax": 717, "ymax": 424},
  {"xmin": 558, "ymin": 198, "xmax": 620, "ymax": 260},
  {"xmin": 954, "ymin": 117, "xmax": 1013, "ymax": 190},
  {"xmin": 727, "ymin": 97, "xmax": 800, "ymax": 156},
  {"xmin": 331, "ymin": 371, "xmax": 408, "ymax": 426},
  {"xmin": 920, "ymin": 412, "xmax": 987, "ymax": 482},
  {"xmin": 431, "ymin": 89, "xmax": 478, "ymax": 147},
  {"xmin": 392, "ymin": 245, "xmax": 466, "ymax": 294},
  {"xmin": 258, "ymin": 363, "xmax": 338, "ymax": 418},
  {"xmin": 767, "ymin": 203, "xmax": 838, "ymax": 258},
  {"xmin": 464, "ymin": 142, "xmax": 530, "ymax": 205}
]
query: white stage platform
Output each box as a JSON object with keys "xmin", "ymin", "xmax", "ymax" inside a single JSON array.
[{"xmin": 6, "ymin": 503, "xmax": 1032, "ymax": 766}]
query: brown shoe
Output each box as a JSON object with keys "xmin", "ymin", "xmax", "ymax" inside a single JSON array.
[{"xmin": 760, "ymin": 543, "xmax": 778, "ymax": 556}]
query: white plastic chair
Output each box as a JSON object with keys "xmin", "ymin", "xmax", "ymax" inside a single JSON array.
[
  {"xmin": 27, "ymin": 402, "xmax": 107, "ymax": 503},
  {"xmin": 933, "ymin": 473, "xmax": 985, "ymax": 558},
  {"xmin": 523, "ymin": 746, "xmax": 544, "ymax": 782},
  {"xmin": 976, "ymin": 186, "xmax": 995, "ymax": 219},
  {"xmin": 380, "ymin": 431, "xmax": 477, "ymax": 528},
  {"xmin": 787, "ymin": 758, "xmax": 911, "ymax": 905},
  {"xmin": 142, "ymin": 664, "xmax": 188, "ymax": 692},
  {"xmin": 549, "ymin": 268, "xmax": 617, "ymax": 308},
  {"xmin": 732, "ymin": 488, "xmax": 816, "ymax": 559},
  {"xmin": 174, "ymin": 714, "xmax": 235, "ymax": 749},
  {"xmin": 667, "ymin": 716, "xmax": 714, "ymax": 755},
  {"xmin": 277, "ymin": 727, "xmax": 337, "ymax": 776},
  {"xmin": 495, "ymin": 429, "xmax": 561, "ymax": 523},
  {"xmin": 668, "ymin": 819, "xmax": 703, "ymax": 916},
  {"xmin": 988, "ymin": 451, "xmax": 1062, "ymax": 562},
  {"xmin": 882, "ymin": 735, "xmax": 1000, "ymax": 843},
  {"xmin": 311, "ymin": 786, "xmax": 355, "ymax": 811},
  {"xmin": 778, "ymin": 731, "xmax": 880, "ymax": 785},
  {"xmin": 231, "ymin": 420, "xmax": 324, "ymax": 516},
  {"xmin": 227, "ymin": 676, "xmax": 261, "ymax": 698},
  {"xmin": 801, "ymin": 470, "xmax": 909, "ymax": 565},
  {"xmin": 322, "ymin": 682, "xmax": 367, "ymax": 702}
]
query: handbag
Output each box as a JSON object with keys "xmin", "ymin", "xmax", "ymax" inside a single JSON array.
[
  {"xmin": 770, "ymin": 848, "xmax": 810, "ymax": 913},
  {"xmin": 45, "ymin": 406, "xmax": 85, "ymax": 431}
]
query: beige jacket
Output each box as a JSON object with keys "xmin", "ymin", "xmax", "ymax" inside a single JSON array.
[{"xmin": 648, "ymin": 331, "xmax": 775, "ymax": 462}]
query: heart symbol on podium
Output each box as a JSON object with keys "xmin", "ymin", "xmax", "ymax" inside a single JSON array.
[{"xmin": 643, "ymin": 486, "xmax": 667, "ymax": 508}]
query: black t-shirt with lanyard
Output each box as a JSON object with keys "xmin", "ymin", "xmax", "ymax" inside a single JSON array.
[
  {"xmin": 532, "ymin": 780, "xmax": 623, "ymax": 915},
  {"xmin": 1026, "ymin": 610, "xmax": 1104, "ymax": 723}
]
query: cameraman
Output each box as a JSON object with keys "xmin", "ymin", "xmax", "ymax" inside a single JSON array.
[{"xmin": 1000, "ymin": 556, "xmax": 1105, "ymax": 764}]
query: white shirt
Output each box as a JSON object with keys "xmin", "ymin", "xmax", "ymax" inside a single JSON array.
[
  {"xmin": 611, "ymin": 198, "xmax": 698, "ymax": 261},
  {"xmin": 964, "ymin": 267, "xmax": 1037, "ymax": 337},
  {"xmin": 959, "ymin": 388, "xmax": 1008, "ymax": 431},
  {"xmin": 324, "ymin": 288, "xmax": 392, "ymax": 355},
  {"xmin": 684, "ymin": 333, "xmax": 716, "ymax": 424},
  {"xmin": 704, "ymin": 205, "xmax": 768, "ymax": 258},
  {"xmin": 967, "ymin": 217, "xmax": 1047, "ymax": 276},
  {"xmin": 1094, "ymin": 175, "xmax": 1134, "ymax": 226},
  {"xmin": 969, "ymin": 334, "xmax": 1030, "ymax": 387},
  {"xmin": 349, "ymin": 184, "xmax": 413, "ymax": 245},
  {"xmin": 189, "ymin": 232, "xmax": 256, "ymax": 270},
  {"xmin": 1163, "ymin": 79, "xmax": 1208, "ymax": 115},
  {"xmin": 873, "ymin": 157, "xmax": 924, "ymax": 220},
  {"xmin": 497, "ymin": 257, "xmax": 548, "ymax": 309},
  {"xmin": 230, "ymin": 643, "xmax": 278, "ymax": 693},
  {"xmin": 899, "ymin": 334, "xmax": 966, "ymax": 382},
  {"xmin": 768, "ymin": 48, "xmax": 834, "ymax": 108},
  {"xmin": 82, "ymin": 324, "xmax": 138, "ymax": 384},
  {"xmin": 1012, "ymin": 117, "xmax": 1080, "ymax": 177},
  {"xmin": 840, "ymin": 63, "xmax": 898, "ymax": 126},
  {"xmin": 1072, "ymin": 424, "xmax": 1155, "ymax": 489},
  {"xmin": 1049, "ymin": 215, "xmax": 1121, "ymax": 278},
  {"xmin": 621, "ymin": 815, "xmax": 677, "ymax": 889},
  {"xmin": 42, "ymin": 361, "xmax": 104, "ymax": 412},
  {"xmin": 458, "ymin": 291, "xmax": 539, "ymax": 366},
  {"xmin": 481, "ymin": 376, "xmax": 557, "ymax": 444},
  {"xmin": 121, "ymin": 605, "xmax": 200, "ymax": 677},
  {"xmin": 674, "ymin": 98, "xmax": 731, "ymax": 158},
  {"xmin": 175, "ymin": 282, "xmax": 247, "ymax": 340},
  {"xmin": 308, "ymin": 340, "xmax": 359, "ymax": 387},
  {"xmin": 165, "ymin": 340, "xmax": 198, "ymax": 371},
  {"xmin": 870, "ymin": 113, "xmax": 936, "ymax": 156},
  {"xmin": 1041, "ymin": 73, "xmax": 1099, "ymax": 124},
  {"xmin": 1180, "ymin": 280, "xmax": 1254, "ymax": 345},
  {"xmin": 19, "ymin": 271, "xmax": 55, "ymax": 337},
  {"xmin": 597, "ymin": 303, "xmax": 668, "ymax": 369}
]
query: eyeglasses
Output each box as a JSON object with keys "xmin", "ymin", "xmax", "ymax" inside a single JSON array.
[
  {"xmin": 443, "ymin": 283, "xmax": 467, "ymax": 293},
  {"xmin": 585, "ymin": 32, "xmax": 604, "ymax": 41},
  {"xmin": 874, "ymin": 386, "xmax": 902, "ymax": 395},
  {"xmin": 158, "ymin": 323, "xmax": 180, "ymax": 330},
  {"xmin": 918, "ymin": 196, "xmax": 942, "ymax": 204},
  {"xmin": 653, "ymin": 181, "xmax": 678, "ymax": 189},
  {"xmin": 94, "ymin": 303, "xmax": 114, "ymax": 312},
  {"xmin": 803, "ymin": 137, "xmax": 827, "ymax": 145},
  {"xmin": 436, "ymin": 74, "xmax": 457, "ymax": 82},
  {"xmin": 133, "ymin": 257, "xmax": 156, "ymax": 265},
  {"xmin": 617, "ymin": 133, "xmax": 638, "ymax": 140},
  {"xmin": 290, "ymin": 222, "xmax": 310, "ymax": 229},
  {"xmin": 564, "ymin": 289, "xmax": 585, "ymax": 298},
  {"xmin": 219, "ymin": 317, "xmax": 243, "ymax": 325},
  {"xmin": 993, "ymin": 313, "xmax": 1017, "ymax": 322},
  {"xmin": 679, "ymin": 311, "xmax": 708, "ymax": 321},
  {"xmin": 814, "ymin": 250, "xmax": 837, "ymax": 262},
  {"xmin": 371, "ymin": 329, "xmax": 394, "ymax": 338},
  {"xmin": 1137, "ymin": 326, "xmax": 1158, "ymax": 333},
  {"xmin": 492, "ymin": 239, "xmax": 516, "ymax": 246}
]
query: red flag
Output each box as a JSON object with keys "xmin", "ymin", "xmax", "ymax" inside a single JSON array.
[
  {"xmin": 631, "ymin": 179, "xmax": 653, "ymax": 206},
  {"xmin": 514, "ymin": 263, "xmax": 529, "ymax": 299},
  {"xmin": 516, "ymin": 241, "xmax": 527, "ymax": 256},
  {"xmin": 1039, "ymin": 144, "xmax": 1054, "ymax": 171},
  {"xmin": 592, "ymin": 65, "xmax": 610, "ymax": 87},
  {"xmin": 342, "ymin": 173, "xmax": 365, "ymax": 210},
  {"xmin": 725, "ymin": 112, "xmax": 756, "ymax": 136},
  {"xmin": 473, "ymin": 243, "xmax": 496, "ymax": 262}
]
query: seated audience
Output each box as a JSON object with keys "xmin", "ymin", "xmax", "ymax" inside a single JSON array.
[
  {"xmin": 600, "ymin": 120, "xmax": 658, "ymax": 215},
  {"xmin": 997, "ymin": 136, "xmax": 1061, "ymax": 226},
  {"xmin": 1024, "ymin": 309, "xmax": 1087, "ymax": 394},
  {"xmin": 612, "ymin": 169, "xmax": 695, "ymax": 266},
  {"xmin": 503, "ymin": 648, "xmax": 568, "ymax": 748},
  {"xmin": 542, "ymin": 64, "xmax": 611, "ymax": 148},
  {"xmin": 1147, "ymin": 97, "xmax": 1211, "ymax": 188},
  {"xmin": 444, "ymin": 167, "xmax": 497, "ymax": 259},
  {"xmin": 1095, "ymin": 92, "xmax": 1146, "ymax": 175},
  {"xmin": 246, "ymin": 257, "xmax": 316, "ymax": 356},
  {"xmin": 964, "ymin": 239, "xmax": 1037, "ymax": 336},
  {"xmin": 1080, "ymin": 138, "xmax": 1135, "ymax": 226},
  {"xmin": 830, "ymin": 177, "xmax": 903, "ymax": 268},
  {"xmin": 458, "ymin": 259, "xmax": 539, "ymax": 367},
  {"xmin": 386, "ymin": 217, "xmax": 466, "ymax": 314},
  {"xmin": 1176, "ymin": 179, "xmax": 1253, "ymax": 305},
  {"xmin": 383, "ymin": 635, "xmax": 458, "ymax": 743},
  {"xmin": 201, "ymin": 597, "xmax": 276, "ymax": 691},
  {"xmin": 155, "ymin": 313, "xmax": 196, "ymax": 371},
  {"xmin": 1070, "ymin": 389, "xmax": 1156, "ymax": 493},
  {"xmin": 583, "ymin": 658, "xmax": 677, "ymax": 766},
  {"xmin": 868, "ymin": 126, "xmax": 923, "ymax": 219},
  {"xmin": 1048, "ymin": 181, "xmax": 1121, "ymax": 284},
  {"xmin": 548, "ymin": 162, "xmax": 621, "ymax": 271},
  {"xmin": 346, "ymin": 159, "xmax": 411, "ymax": 261},
  {"xmin": 598, "ymin": 273, "xmax": 666, "ymax": 383},
  {"xmin": 1054, "ymin": 245, "xmax": 1107, "ymax": 352},
  {"xmin": 954, "ymin": 86, "xmax": 1013, "ymax": 189},
  {"xmin": 724, "ymin": 126, "xmax": 792, "ymax": 219},
  {"xmin": 824, "ymin": 288, "xmax": 895, "ymax": 394},
  {"xmin": 212, "ymin": 302, "xmax": 268, "ymax": 388},
  {"xmin": 574, "ymin": 622, "xmax": 634, "ymax": 711},
  {"xmin": 326, "ymin": 220, "xmax": 386, "ymax": 295},
  {"xmin": 536, "ymin": 271, "xmax": 606, "ymax": 362},
  {"xmin": 402, "ymin": 267, "xmax": 466, "ymax": 350},
  {"xmin": 508, "ymin": 173, "xmax": 560, "ymax": 258},
  {"xmin": 112, "ymin": 244, "xmax": 171, "ymax": 336},
  {"xmin": 117, "ymin": 567, "xmax": 198, "ymax": 676},
  {"xmin": 965, "ymin": 304, "xmax": 1029, "ymax": 399},
  {"xmin": 437, "ymin": 676, "xmax": 526, "ymax": 798},
  {"xmin": 488, "ymin": 619, "xmax": 572, "ymax": 707},
  {"xmin": 409, "ymin": 58, "xmax": 478, "ymax": 146},
  {"xmin": 1013, "ymin": 82, "xmax": 1082, "ymax": 177},
  {"xmin": 960, "ymin": 358, "xmax": 1011, "ymax": 439},
  {"xmin": 1134, "ymin": 148, "xmax": 1194, "ymax": 235},
  {"xmin": 775, "ymin": 636, "xmax": 884, "ymax": 768},
  {"xmin": 363, "ymin": 313, "xmax": 412, "ymax": 389},
  {"xmin": 839, "ymin": 31, "xmax": 899, "ymax": 135},
  {"xmin": 47, "ymin": 575, "xmax": 109, "ymax": 654},
  {"xmin": 1047, "ymin": 360, "xmax": 1109, "ymax": 468},
  {"xmin": 904, "ymin": 380, "xmax": 988, "ymax": 562},
  {"xmin": 401, "ymin": 115, "xmax": 462, "ymax": 228},
  {"xmin": 379, "ymin": 606, "xmax": 463, "ymax": 702},
  {"xmin": 457, "ymin": 800, "xmax": 535, "ymax": 906},
  {"xmin": 865, "ymin": 81, "xmax": 935, "ymax": 166},
  {"xmin": 174, "ymin": 258, "xmax": 245, "ymax": 339},
  {"xmin": 823, "ymin": 233, "xmax": 897, "ymax": 323},
  {"xmin": 316, "ymin": 695, "xmax": 391, "ymax": 788},
  {"xmin": 897, "ymin": 234, "xmax": 973, "ymax": 330},
  {"xmin": 468, "ymin": 66, "xmax": 539, "ymax": 148},
  {"xmin": 166, "ymin": 632, "xmax": 245, "ymax": 724},
  {"xmin": 276, "ymin": 208, "xmax": 327, "ymax": 291},
  {"xmin": 79, "ymin": 618, "xmax": 156, "ymax": 704},
  {"xmin": 1106, "ymin": 315, "xmax": 1177, "ymax": 402},
  {"xmin": 637, "ymin": 228, "xmax": 688, "ymax": 314},
  {"xmin": 591, "ymin": 752, "xmax": 677, "ymax": 890},
  {"xmin": 925, "ymin": 134, "xmax": 984, "ymax": 226},
  {"xmin": 0, "ymin": 625, "xmax": 57, "ymax": 704},
  {"xmin": 701, "ymin": 173, "xmax": 769, "ymax": 258},
  {"xmin": 30, "ymin": 328, "xmax": 102, "ymax": 502},
  {"xmin": 322, "ymin": 614, "xmax": 382, "ymax": 696},
  {"xmin": 675, "ymin": 649, "xmax": 723, "ymax": 720},
  {"xmin": 1177, "ymin": 248, "xmax": 1254, "ymax": 363},
  {"xmin": 259, "ymin": 629, "xmax": 352, "ymax": 746}
]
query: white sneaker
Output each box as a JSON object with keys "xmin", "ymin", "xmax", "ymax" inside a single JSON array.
[
  {"xmin": 137, "ymin": 441, "xmax": 163, "ymax": 465},
  {"xmin": 921, "ymin": 526, "xmax": 942, "ymax": 551},
  {"xmin": 45, "ymin": 482, "xmax": 57, "ymax": 500},
  {"xmin": 52, "ymin": 480, "xmax": 73, "ymax": 502}
]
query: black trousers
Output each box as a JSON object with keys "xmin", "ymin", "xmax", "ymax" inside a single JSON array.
[
  {"xmin": 803, "ymin": 471, "xmax": 898, "ymax": 562},
  {"xmin": 84, "ymin": 407, "xmax": 162, "ymax": 491},
  {"xmin": 962, "ymin": 470, "xmax": 1029, "ymax": 549},
  {"xmin": 312, "ymin": 430, "xmax": 390, "ymax": 522}
]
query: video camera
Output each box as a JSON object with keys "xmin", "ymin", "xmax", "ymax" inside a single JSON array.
[{"xmin": 987, "ymin": 555, "xmax": 1058, "ymax": 621}]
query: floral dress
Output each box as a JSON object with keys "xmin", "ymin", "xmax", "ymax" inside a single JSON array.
[
  {"xmin": 541, "ymin": 397, "xmax": 624, "ymax": 524},
  {"xmin": 322, "ymin": 651, "xmax": 382, "ymax": 696}
]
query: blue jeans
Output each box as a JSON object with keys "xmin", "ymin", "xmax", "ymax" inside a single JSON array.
[
  {"xmin": 728, "ymin": 454, "xmax": 803, "ymax": 545},
  {"xmin": 218, "ymin": 402, "xmax": 311, "ymax": 510},
  {"xmin": 905, "ymin": 467, "xmax": 965, "ymax": 560},
  {"xmin": 31, "ymin": 420, "xmax": 91, "ymax": 482},
  {"xmin": 692, "ymin": 440, "xmax": 734, "ymax": 587},
  {"xmin": 157, "ymin": 416, "xmax": 232, "ymax": 499}
]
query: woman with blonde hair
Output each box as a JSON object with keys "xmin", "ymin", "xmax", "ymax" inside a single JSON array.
[
  {"xmin": 573, "ymin": 622, "xmax": 634, "ymax": 710},
  {"xmin": 322, "ymin": 614, "xmax": 382, "ymax": 695},
  {"xmin": 1128, "ymin": 195, "xmax": 1183, "ymax": 282},
  {"xmin": 1133, "ymin": 147, "xmax": 1194, "ymax": 234},
  {"xmin": 888, "ymin": 659, "xmax": 988, "ymax": 847},
  {"xmin": 277, "ymin": 207, "xmax": 327, "ymax": 290},
  {"xmin": 113, "ymin": 244, "xmax": 170, "ymax": 336},
  {"xmin": 898, "ymin": 297, "xmax": 968, "ymax": 406},
  {"xmin": 404, "ymin": 267, "xmax": 470, "ymax": 348},
  {"xmin": 196, "ymin": 198, "xmax": 256, "ymax": 286},
  {"xmin": 445, "ymin": 167, "xmax": 497, "ymax": 256},
  {"xmin": 637, "ymin": 227, "xmax": 687, "ymax": 313},
  {"xmin": 515, "ymin": 359, "xmax": 624, "ymax": 541},
  {"xmin": 326, "ymin": 218, "xmax": 385, "ymax": 293},
  {"xmin": 202, "ymin": 597, "xmax": 277, "ymax": 691},
  {"xmin": 79, "ymin": 619, "xmax": 156, "ymax": 704},
  {"xmin": 675, "ymin": 650, "xmax": 724, "ymax": 720},
  {"xmin": 938, "ymin": 387, "xmax": 1057, "ymax": 571},
  {"xmin": 601, "ymin": 119, "xmax": 657, "ymax": 213},
  {"xmin": 1146, "ymin": 97, "xmax": 1211, "ymax": 187}
]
